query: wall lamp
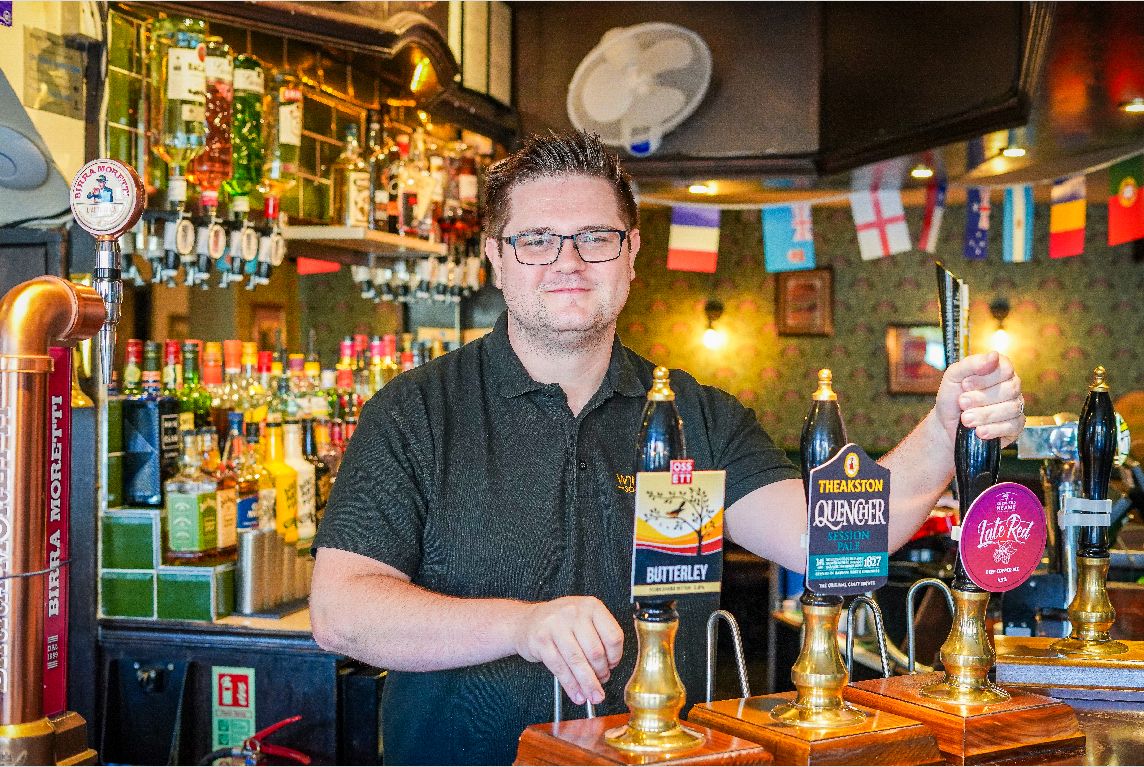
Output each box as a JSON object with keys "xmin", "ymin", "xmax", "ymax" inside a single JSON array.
[
  {"xmin": 702, "ymin": 298, "xmax": 726, "ymax": 349},
  {"xmin": 989, "ymin": 297, "xmax": 1011, "ymax": 354}
]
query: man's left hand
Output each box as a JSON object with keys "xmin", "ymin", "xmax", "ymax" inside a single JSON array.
[{"xmin": 934, "ymin": 351, "xmax": 1025, "ymax": 447}]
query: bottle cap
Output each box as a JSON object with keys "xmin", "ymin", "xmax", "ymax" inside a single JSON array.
[
  {"xmin": 241, "ymin": 341, "xmax": 258, "ymax": 367},
  {"xmin": 354, "ymin": 334, "xmax": 368, "ymax": 355},
  {"xmin": 165, "ymin": 339, "xmax": 182, "ymax": 363},
  {"xmin": 1090, "ymin": 366, "xmax": 1110, "ymax": 393},
  {"xmin": 369, "ymin": 338, "xmax": 383, "ymax": 359},
  {"xmin": 383, "ymin": 334, "xmax": 397, "ymax": 358},
  {"xmin": 339, "ymin": 337, "xmax": 354, "ymax": 361},
  {"xmin": 257, "ymin": 350, "xmax": 274, "ymax": 373},
  {"xmin": 288, "ymin": 353, "xmax": 304, "ymax": 372},
  {"xmin": 203, "ymin": 342, "xmax": 224, "ymax": 386},
  {"xmin": 125, "ymin": 338, "xmax": 143, "ymax": 363},
  {"xmin": 304, "ymin": 360, "xmax": 321, "ymax": 379},
  {"xmin": 812, "ymin": 369, "xmax": 838, "ymax": 401},
  {"xmin": 222, "ymin": 339, "xmax": 243, "ymax": 371},
  {"xmin": 647, "ymin": 366, "xmax": 675, "ymax": 402}
]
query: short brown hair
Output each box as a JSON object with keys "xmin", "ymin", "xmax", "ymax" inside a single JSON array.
[{"xmin": 482, "ymin": 130, "xmax": 639, "ymax": 239}]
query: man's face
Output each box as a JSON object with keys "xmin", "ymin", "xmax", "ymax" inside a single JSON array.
[{"xmin": 485, "ymin": 175, "xmax": 640, "ymax": 345}]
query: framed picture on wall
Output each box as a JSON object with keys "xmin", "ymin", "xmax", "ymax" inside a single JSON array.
[
  {"xmin": 886, "ymin": 324, "xmax": 947, "ymax": 394},
  {"xmin": 776, "ymin": 268, "xmax": 833, "ymax": 336}
]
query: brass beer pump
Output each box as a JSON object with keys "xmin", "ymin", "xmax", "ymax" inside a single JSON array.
[
  {"xmin": 604, "ymin": 367, "xmax": 705, "ymax": 753},
  {"xmin": 1050, "ymin": 367, "xmax": 1128, "ymax": 657},
  {"xmin": 918, "ymin": 421, "xmax": 1009, "ymax": 704},
  {"xmin": 772, "ymin": 370, "xmax": 866, "ymax": 727}
]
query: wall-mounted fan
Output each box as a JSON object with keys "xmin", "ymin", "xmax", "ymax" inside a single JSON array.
[{"xmin": 567, "ymin": 22, "xmax": 712, "ymax": 157}]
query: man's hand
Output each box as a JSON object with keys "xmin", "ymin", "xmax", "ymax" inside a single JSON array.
[
  {"xmin": 513, "ymin": 596, "xmax": 624, "ymax": 706},
  {"xmin": 935, "ymin": 351, "xmax": 1025, "ymax": 446}
]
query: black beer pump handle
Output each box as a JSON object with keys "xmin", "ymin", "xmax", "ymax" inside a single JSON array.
[
  {"xmin": 800, "ymin": 369, "xmax": 846, "ymax": 607},
  {"xmin": 952, "ymin": 422, "xmax": 1001, "ymax": 591},
  {"xmin": 1078, "ymin": 366, "xmax": 1116, "ymax": 558}
]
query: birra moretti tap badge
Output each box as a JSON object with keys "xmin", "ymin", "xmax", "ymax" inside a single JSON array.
[
  {"xmin": 958, "ymin": 482, "xmax": 1046, "ymax": 592},
  {"xmin": 70, "ymin": 159, "xmax": 145, "ymax": 238},
  {"xmin": 631, "ymin": 460, "xmax": 726, "ymax": 598},
  {"xmin": 806, "ymin": 444, "xmax": 890, "ymax": 596}
]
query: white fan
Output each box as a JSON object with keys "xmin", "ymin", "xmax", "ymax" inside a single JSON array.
[{"xmin": 567, "ymin": 22, "xmax": 712, "ymax": 157}]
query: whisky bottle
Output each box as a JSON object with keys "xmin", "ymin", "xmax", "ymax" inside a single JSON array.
[
  {"xmin": 202, "ymin": 427, "xmax": 238, "ymax": 558},
  {"xmin": 164, "ymin": 430, "xmax": 220, "ymax": 563}
]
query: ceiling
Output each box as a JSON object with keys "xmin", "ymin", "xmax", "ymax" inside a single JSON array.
[{"xmin": 637, "ymin": 2, "xmax": 1144, "ymax": 206}]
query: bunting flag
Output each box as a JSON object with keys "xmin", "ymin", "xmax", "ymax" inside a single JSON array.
[
  {"xmin": 1107, "ymin": 156, "xmax": 1144, "ymax": 246},
  {"xmin": 849, "ymin": 189, "xmax": 910, "ymax": 260},
  {"xmin": 1049, "ymin": 175, "xmax": 1086, "ymax": 258},
  {"xmin": 762, "ymin": 203, "xmax": 816, "ymax": 272},
  {"xmin": 1002, "ymin": 185, "xmax": 1034, "ymax": 263},
  {"xmin": 667, "ymin": 206, "xmax": 720, "ymax": 272},
  {"xmin": 963, "ymin": 187, "xmax": 991, "ymax": 260},
  {"xmin": 918, "ymin": 180, "xmax": 946, "ymax": 254}
]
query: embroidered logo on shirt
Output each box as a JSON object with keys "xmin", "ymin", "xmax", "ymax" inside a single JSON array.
[{"xmin": 616, "ymin": 473, "xmax": 636, "ymax": 494}]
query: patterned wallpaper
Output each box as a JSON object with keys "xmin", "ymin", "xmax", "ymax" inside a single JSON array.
[{"xmin": 620, "ymin": 202, "xmax": 1144, "ymax": 452}]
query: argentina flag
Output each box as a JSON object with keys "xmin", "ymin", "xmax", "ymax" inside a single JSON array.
[{"xmin": 1002, "ymin": 185, "xmax": 1034, "ymax": 263}]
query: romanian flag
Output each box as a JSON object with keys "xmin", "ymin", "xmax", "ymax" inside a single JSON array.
[
  {"xmin": 1049, "ymin": 175, "xmax": 1086, "ymax": 258},
  {"xmin": 1107, "ymin": 156, "xmax": 1144, "ymax": 246},
  {"xmin": 667, "ymin": 206, "xmax": 720, "ymax": 272}
]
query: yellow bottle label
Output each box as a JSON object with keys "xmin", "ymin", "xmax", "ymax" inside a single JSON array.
[
  {"xmin": 215, "ymin": 487, "xmax": 238, "ymax": 549},
  {"xmin": 269, "ymin": 467, "xmax": 299, "ymax": 543}
]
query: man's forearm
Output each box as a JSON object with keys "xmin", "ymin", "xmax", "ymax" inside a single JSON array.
[
  {"xmin": 879, "ymin": 407, "xmax": 956, "ymax": 552},
  {"xmin": 311, "ymin": 567, "xmax": 528, "ymax": 672}
]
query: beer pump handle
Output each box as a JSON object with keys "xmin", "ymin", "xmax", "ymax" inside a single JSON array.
[
  {"xmin": 1077, "ymin": 366, "xmax": 1116, "ymax": 557},
  {"xmin": 799, "ymin": 368, "xmax": 847, "ymax": 605}
]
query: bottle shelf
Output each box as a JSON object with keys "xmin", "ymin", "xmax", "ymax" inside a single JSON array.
[{"xmin": 282, "ymin": 225, "xmax": 448, "ymax": 263}]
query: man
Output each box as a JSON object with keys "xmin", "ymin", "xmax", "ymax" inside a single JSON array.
[{"xmin": 311, "ymin": 131, "xmax": 1025, "ymax": 765}]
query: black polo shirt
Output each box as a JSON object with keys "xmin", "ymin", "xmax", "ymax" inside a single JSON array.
[{"xmin": 315, "ymin": 312, "xmax": 798, "ymax": 766}]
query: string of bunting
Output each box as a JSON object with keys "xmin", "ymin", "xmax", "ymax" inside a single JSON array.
[{"xmin": 643, "ymin": 145, "xmax": 1144, "ymax": 273}]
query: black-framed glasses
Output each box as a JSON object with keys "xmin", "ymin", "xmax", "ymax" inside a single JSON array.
[{"xmin": 501, "ymin": 229, "xmax": 629, "ymax": 266}]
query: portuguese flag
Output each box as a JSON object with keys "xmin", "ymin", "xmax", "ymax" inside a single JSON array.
[{"xmin": 1108, "ymin": 156, "xmax": 1144, "ymax": 246}]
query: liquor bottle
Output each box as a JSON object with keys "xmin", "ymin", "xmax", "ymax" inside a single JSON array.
[
  {"xmin": 202, "ymin": 427, "xmax": 238, "ymax": 558},
  {"xmin": 283, "ymin": 419, "xmax": 318, "ymax": 543},
  {"xmin": 179, "ymin": 340, "xmax": 212, "ymax": 431},
  {"xmin": 399, "ymin": 129, "xmax": 438, "ymax": 239},
  {"xmin": 304, "ymin": 329, "xmax": 323, "ymax": 396},
  {"xmin": 365, "ymin": 112, "xmax": 391, "ymax": 231},
  {"xmin": 302, "ymin": 415, "xmax": 332, "ymax": 521},
  {"xmin": 121, "ymin": 338, "xmax": 143, "ymax": 397},
  {"xmin": 242, "ymin": 419, "xmax": 277, "ymax": 529},
  {"xmin": 164, "ymin": 430, "xmax": 220, "ymax": 563},
  {"xmin": 331, "ymin": 124, "xmax": 371, "ymax": 227},
  {"xmin": 190, "ymin": 37, "xmax": 233, "ymax": 216},
  {"xmin": 223, "ymin": 54, "xmax": 265, "ymax": 217},
  {"xmin": 310, "ymin": 395, "xmax": 342, "ymax": 478},
  {"xmin": 269, "ymin": 366, "xmax": 298, "ymax": 423},
  {"xmin": 162, "ymin": 339, "xmax": 182, "ymax": 398},
  {"xmin": 223, "ymin": 412, "xmax": 260, "ymax": 531},
  {"xmin": 288, "ymin": 353, "xmax": 310, "ymax": 398},
  {"xmin": 148, "ymin": 16, "xmax": 207, "ymax": 207},
  {"xmin": 260, "ymin": 69, "xmax": 302, "ymax": 220},
  {"xmin": 211, "ymin": 339, "xmax": 244, "ymax": 438},
  {"xmin": 202, "ymin": 341, "xmax": 224, "ymax": 395},
  {"xmin": 123, "ymin": 341, "xmax": 181, "ymax": 507},
  {"xmin": 262, "ymin": 414, "xmax": 299, "ymax": 543}
]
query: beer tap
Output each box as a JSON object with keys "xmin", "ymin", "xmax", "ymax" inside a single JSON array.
[
  {"xmin": 1050, "ymin": 367, "xmax": 1129, "ymax": 657},
  {"xmin": 351, "ymin": 263, "xmax": 376, "ymax": 300},
  {"xmin": 144, "ymin": 219, "xmax": 165, "ymax": 285},
  {"xmin": 221, "ymin": 207, "xmax": 257, "ymax": 288},
  {"xmin": 433, "ymin": 255, "xmax": 450, "ymax": 302},
  {"xmin": 393, "ymin": 259, "xmax": 411, "ymax": 303},
  {"xmin": 772, "ymin": 369, "xmax": 867, "ymax": 726},
  {"xmin": 414, "ymin": 257, "xmax": 433, "ymax": 300},
  {"xmin": 69, "ymin": 159, "xmax": 145, "ymax": 383},
  {"xmin": 377, "ymin": 266, "xmax": 395, "ymax": 303}
]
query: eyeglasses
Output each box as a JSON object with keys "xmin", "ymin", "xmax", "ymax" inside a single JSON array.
[{"xmin": 501, "ymin": 228, "xmax": 629, "ymax": 266}]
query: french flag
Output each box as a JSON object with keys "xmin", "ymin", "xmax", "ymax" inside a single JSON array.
[
  {"xmin": 667, "ymin": 206, "xmax": 720, "ymax": 273},
  {"xmin": 918, "ymin": 180, "xmax": 946, "ymax": 254}
]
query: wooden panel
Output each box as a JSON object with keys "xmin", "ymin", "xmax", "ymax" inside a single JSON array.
[
  {"xmin": 843, "ymin": 674, "xmax": 1084, "ymax": 764},
  {"xmin": 515, "ymin": 712, "xmax": 773, "ymax": 766},
  {"xmin": 688, "ymin": 693, "xmax": 942, "ymax": 765}
]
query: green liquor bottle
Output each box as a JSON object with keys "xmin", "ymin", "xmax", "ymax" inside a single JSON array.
[
  {"xmin": 164, "ymin": 430, "xmax": 220, "ymax": 563},
  {"xmin": 224, "ymin": 53, "xmax": 265, "ymax": 216},
  {"xmin": 179, "ymin": 340, "xmax": 213, "ymax": 431}
]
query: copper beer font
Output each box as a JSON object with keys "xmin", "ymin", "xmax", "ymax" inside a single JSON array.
[
  {"xmin": 603, "ymin": 612, "xmax": 705, "ymax": 753},
  {"xmin": 771, "ymin": 600, "xmax": 867, "ymax": 727},
  {"xmin": 0, "ymin": 277, "xmax": 105, "ymax": 765},
  {"xmin": 920, "ymin": 588, "xmax": 1010, "ymax": 705}
]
